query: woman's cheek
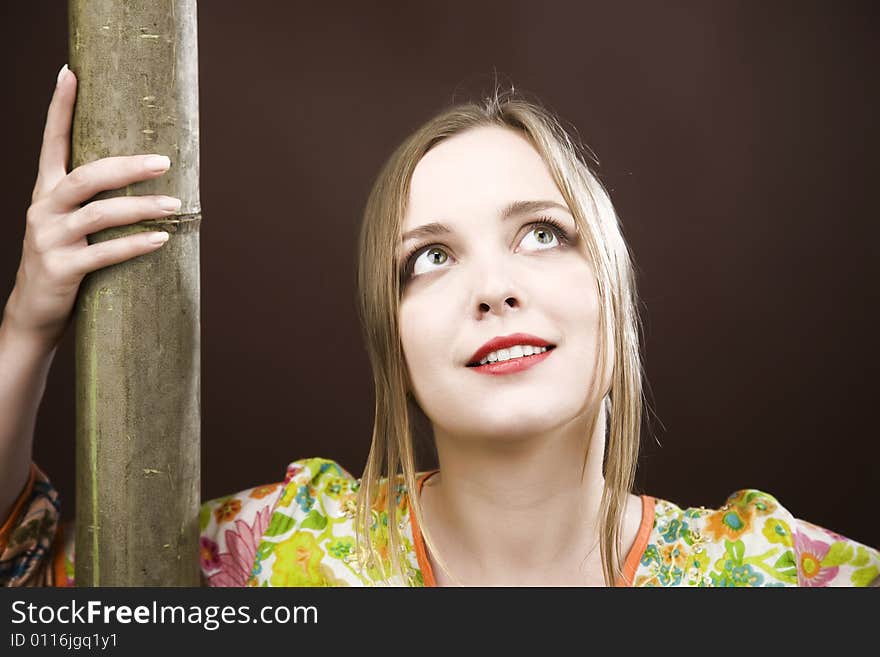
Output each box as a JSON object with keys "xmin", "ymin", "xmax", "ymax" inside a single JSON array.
[{"xmin": 399, "ymin": 295, "xmax": 444, "ymax": 383}]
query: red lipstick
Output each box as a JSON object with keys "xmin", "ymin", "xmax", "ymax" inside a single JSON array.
[{"xmin": 466, "ymin": 333, "xmax": 555, "ymax": 375}]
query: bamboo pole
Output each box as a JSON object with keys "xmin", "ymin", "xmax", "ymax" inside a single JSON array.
[{"xmin": 70, "ymin": 0, "xmax": 201, "ymax": 586}]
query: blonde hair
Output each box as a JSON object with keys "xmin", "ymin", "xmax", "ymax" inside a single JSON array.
[{"xmin": 354, "ymin": 89, "xmax": 644, "ymax": 586}]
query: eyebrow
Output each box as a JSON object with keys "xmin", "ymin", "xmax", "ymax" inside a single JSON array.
[{"xmin": 399, "ymin": 200, "xmax": 572, "ymax": 245}]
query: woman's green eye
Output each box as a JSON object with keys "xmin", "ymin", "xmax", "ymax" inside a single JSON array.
[
  {"xmin": 405, "ymin": 223, "xmax": 565, "ymax": 281},
  {"xmin": 426, "ymin": 248, "xmax": 447, "ymax": 265},
  {"xmin": 408, "ymin": 247, "xmax": 451, "ymax": 277},
  {"xmin": 534, "ymin": 227, "xmax": 554, "ymax": 245},
  {"xmin": 521, "ymin": 225, "xmax": 559, "ymax": 250}
]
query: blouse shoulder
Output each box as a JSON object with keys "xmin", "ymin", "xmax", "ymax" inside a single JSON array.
[
  {"xmin": 201, "ymin": 458, "xmax": 404, "ymax": 587},
  {"xmin": 635, "ymin": 488, "xmax": 880, "ymax": 587},
  {"xmin": 199, "ymin": 468, "xmax": 290, "ymax": 586},
  {"xmin": 237, "ymin": 458, "xmax": 425, "ymax": 587}
]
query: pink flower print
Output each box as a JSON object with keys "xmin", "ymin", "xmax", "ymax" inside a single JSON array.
[
  {"xmin": 199, "ymin": 537, "xmax": 221, "ymax": 572},
  {"xmin": 794, "ymin": 530, "xmax": 839, "ymax": 587},
  {"xmin": 207, "ymin": 504, "xmax": 272, "ymax": 587}
]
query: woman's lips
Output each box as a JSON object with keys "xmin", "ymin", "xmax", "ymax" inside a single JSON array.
[
  {"xmin": 466, "ymin": 346, "xmax": 555, "ymax": 375},
  {"xmin": 467, "ymin": 332, "xmax": 553, "ymax": 364}
]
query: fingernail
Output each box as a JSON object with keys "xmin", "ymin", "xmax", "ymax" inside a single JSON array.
[
  {"xmin": 56, "ymin": 64, "xmax": 69, "ymax": 89},
  {"xmin": 157, "ymin": 197, "xmax": 182, "ymax": 212},
  {"xmin": 145, "ymin": 155, "xmax": 171, "ymax": 172},
  {"xmin": 148, "ymin": 232, "xmax": 170, "ymax": 245}
]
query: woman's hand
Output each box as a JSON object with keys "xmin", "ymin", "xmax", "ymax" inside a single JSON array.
[{"xmin": 2, "ymin": 65, "xmax": 180, "ymax": 350}]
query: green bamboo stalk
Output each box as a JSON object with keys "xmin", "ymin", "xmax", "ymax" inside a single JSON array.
[{"xmin": 70, "ymin": 0, "xmax": 201, "ymax": 586}]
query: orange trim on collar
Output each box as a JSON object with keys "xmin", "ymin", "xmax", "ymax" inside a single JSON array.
[
  {"xmin": 410, "ymin": 470, "xmax": 440, "ymax": 587},
  {"xmin": 617, "ymin": 495, "xmax": 656, "ymax": 587}
]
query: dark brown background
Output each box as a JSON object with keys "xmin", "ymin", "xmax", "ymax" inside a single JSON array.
[{"xmin": 3, "ymin": 2, "xmax": 877, "ymax": 547}]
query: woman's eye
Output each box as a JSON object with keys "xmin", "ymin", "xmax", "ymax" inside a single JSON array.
[
  {"xmin": 411, "ymin": 246, "xmax": 452, "ymax": 276},
  {"xmin": 519, "ymin": 225, "xmax": 560, "ymax": 251},
  {"xmin": 403, "ymin": 222, "xmax": 568, "ymax": 281}
]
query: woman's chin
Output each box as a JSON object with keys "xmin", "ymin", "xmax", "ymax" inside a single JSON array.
[{"xmin": 447, "ymin": 405, "xmax": 582, "ymax": 442}]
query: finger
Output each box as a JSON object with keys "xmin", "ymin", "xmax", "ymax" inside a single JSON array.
[
  {"xmin": 34, "ymin": 65, "xmax": 77, "ymax": 197},
  {"xmin": 67, "ymin": 231, "xmax": 171, "ymax": 278},
  {"xmin": 48, "ymin": 195, "xmax": 182, "ymax": 246},
  {"xmin": 48, "ymin": 154, "xmax": 172, "ymax": 212}
]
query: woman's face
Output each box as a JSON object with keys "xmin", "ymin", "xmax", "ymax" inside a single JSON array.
[{"xmin": 398, "ymin": 125, "xmax": 606, "ymax": 441}]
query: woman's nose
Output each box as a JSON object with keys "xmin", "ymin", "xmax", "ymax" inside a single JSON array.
[
  {"xmin": 471, "ymin": 258, "xmax": 522, "ymax": 319},
  {"xmin": 478, "ymin": 295, "xmax": 519, "ymax": 317}
]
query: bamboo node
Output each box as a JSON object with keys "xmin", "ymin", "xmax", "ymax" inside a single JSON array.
[{"xmin": 145, "ymin": 213, "xmax": 201, "ymax": 227}]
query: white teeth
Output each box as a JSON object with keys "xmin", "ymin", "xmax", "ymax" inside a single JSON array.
[{"xmin": 477, "ymin": 345, "xmax": 549, "ymax": 365}]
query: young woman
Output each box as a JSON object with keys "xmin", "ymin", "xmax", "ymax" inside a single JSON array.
[{"xmin": 1, "ymin": 66, "xmax": 878, "ymax": 587}]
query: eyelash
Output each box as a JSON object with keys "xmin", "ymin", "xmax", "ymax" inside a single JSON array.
[{"xmin": 399, "ymin": 216, "xmax": 574, "ymax": 283}]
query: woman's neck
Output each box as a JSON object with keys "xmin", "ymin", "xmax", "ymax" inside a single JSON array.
[{"xmin": 419, "ymin": 406, "xmax": 609, "ymax": 586}]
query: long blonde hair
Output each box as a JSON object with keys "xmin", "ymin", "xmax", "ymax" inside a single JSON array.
[{"xmin": 354, "ymin": 89, "xmax": 644, "ymax": 586}]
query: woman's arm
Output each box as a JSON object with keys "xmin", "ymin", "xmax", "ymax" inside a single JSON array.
[
  {"xmin": 0, "ymin": 64, "xmax": 176, "ymax": 531},
  {"xmin": 0, "ymin": 311, "xmax": 58, "ymax": 523}
]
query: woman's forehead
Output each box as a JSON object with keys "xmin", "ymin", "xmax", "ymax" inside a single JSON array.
[{"xmin": 403, "ymin": 125, "xmax": 567, "ymax": 231}]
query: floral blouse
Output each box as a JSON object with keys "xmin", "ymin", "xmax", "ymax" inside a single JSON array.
[{"xmin": 2, "ymin": 459, "xmax": 878, "ymax": 587}]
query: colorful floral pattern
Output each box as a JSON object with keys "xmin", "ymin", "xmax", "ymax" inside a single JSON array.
[
  {"xmin": 3, "ymin": 460, "xmax": 879, "ymax": 587},
  {"xmin": 632, "ymin": 489, "xmax": 879, "ymax": 587},
  {"xmin": 234, "ymin": 459, "xmax": 423, "ymax": 587},
  {"xmin": 199, "ymin": 536, "xmax": 220, "ymax": 571},
  {"xmin": 212, "ymin": 498, "xmax": 242, "ymax": 524},
  {"xmin": 203, "ymin": 501, "xmax": 272, "ymax": 587},
  {"xmin": 0, "ymin": 465, "xmax": 62, "ymax": 586}
]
